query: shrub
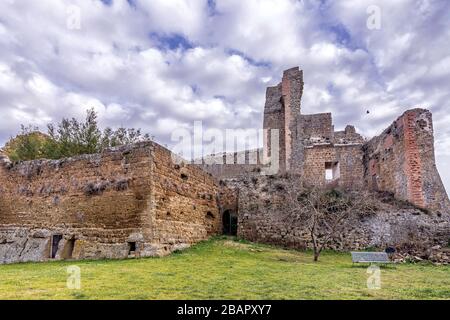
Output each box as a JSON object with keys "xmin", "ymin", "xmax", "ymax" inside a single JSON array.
[{"xmin": 4, "ymin": 109, "xmax": 151, "ymax": 161}]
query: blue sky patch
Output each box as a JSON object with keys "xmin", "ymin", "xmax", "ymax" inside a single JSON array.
[
  {"xmin": 150, "ymin": 33, "xmax": 193, "ymax": 51},
  {"xmin": 226, "ymin": 49, "xmax": 271, "ymax": 68},
  {"xmin": 100, "ymin": 0, "xmax": 113, "ymax": 6}
]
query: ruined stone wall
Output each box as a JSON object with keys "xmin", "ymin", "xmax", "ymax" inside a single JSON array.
[
  {"xmin": 149, "ymin": 143, "xmax": 236, "ymax": 254},
  {"xmin": 263, "ymin": 67, "xmax": 304, "ymax": 173},
  {"xmin": 364, "ymin": 109, "xmax": 450, "ymax": 213},
  {"xmin": 0, "ymin": 142, "xmax": 233, "ymax": 264},
  {"xmin": 281, "ymin": 67, "xmax": 304, "ymax": 172},
  {"xmin": 263, "ymin": 84, "xmax": 286, "ymax": 173},
  {"xmin": 334, "ymin": 125, "xmax": 365, "ymax": 145},
  {"xmin": 298, "ymin": 112, "xmax": 365, "ymax": 190},
  {"xmin": 303, "ymin": 145, "xmax": 365, "ymax": 190},
  {"xmin": 231, "ymin": 175, "xmax": 450, "ymax": 252},
  {"xmin": 299, "ymin": 113, "xmax": 334, "ymax": 145},
  {"xmin": 0, "ymin": 144, "xmax": 152, "ymax": 263},
  {"xmin": 200, "ymin": 69, "xmax": 448, "ymax": 216},
  {"xmin": 195, "ymin": 149, "xmax": 263, "ymax": 180}
]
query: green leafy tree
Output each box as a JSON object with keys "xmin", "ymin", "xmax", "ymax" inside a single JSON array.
[
  {"xmin": 4, "ymin": 126, "xmax": 50, "ymax": 161},
  {"xmin": 45, "ymin": 108, "xmax": 102, "ymax": 158},
  {"xmin": 4, "ymin": 108, "xmax": 151, "ymax": 161}
]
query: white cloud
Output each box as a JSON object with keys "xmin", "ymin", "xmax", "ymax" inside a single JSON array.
[{"xmin": 0, "ymin": 0, "xmax": 448, "ymax": 194}]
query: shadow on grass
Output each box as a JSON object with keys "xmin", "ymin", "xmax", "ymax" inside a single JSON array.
[{"xmin": 350, "ymin": 263, "xmax": 397, "ymax": 269}]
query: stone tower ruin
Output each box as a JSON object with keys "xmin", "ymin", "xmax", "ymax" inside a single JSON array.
[
  {"xmin": 261, "ymin": 67, "xmax": 449, "ymax": 213},
  {"xmin": 263, "ymin": 67, "xmax": 304, "ymax": 173}
]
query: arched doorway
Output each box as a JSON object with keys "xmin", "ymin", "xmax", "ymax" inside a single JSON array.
[{"xmin": 222, "ymin": 210, "xmax": 238, "ymax": 236}]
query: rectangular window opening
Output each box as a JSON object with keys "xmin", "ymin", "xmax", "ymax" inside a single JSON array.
[
  {"xmin": 325, "ymin": 162, "xmax": 340, "ymax": 182},
  {"xmin": 128, "ymin": 242, "xmax": 136, "ymax": 256}
]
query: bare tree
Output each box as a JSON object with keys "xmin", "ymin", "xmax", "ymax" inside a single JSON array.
[{"xmin": 284, "ymin": 181, "xmax": 377, "ymax": 262}]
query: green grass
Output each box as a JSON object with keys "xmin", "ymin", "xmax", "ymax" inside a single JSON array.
[{"xmin": 0, "ymin": 237, "xmax": 449, "ymax": 300}]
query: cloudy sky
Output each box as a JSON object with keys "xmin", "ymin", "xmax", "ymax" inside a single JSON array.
[{"xmin": 0, "ymin": 0, "xmax": 449, "ymax": 194}]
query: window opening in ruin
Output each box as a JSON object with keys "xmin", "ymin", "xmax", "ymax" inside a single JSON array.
[
  {"xmin": 181, "ymin": 173, "xmax": 188, "ymax": 180},
  {"xmin": 325, "ymin": 162, "xmax": 340, "ymax": 182},
  {"xmin": 222, "ymin": 210, "xmax": 238, "ymax": 236},
  {"xmin": 51, "ymin": 234, "xmax": 63, "ymax": 259},
  {"xmin": 206, "ymin": 211, "xmax": 214, "ymax": 219},
  {"xmin": 128, "ymin": 242, "xmax": 136, "ymax": 255},
  {"xmin": 325, "ymin": 168, "xmax": 333, "ymax": 180}
]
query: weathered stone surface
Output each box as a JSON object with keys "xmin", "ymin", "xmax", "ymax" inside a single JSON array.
[
  {"xmin": 364, "ymin": 109, "xmax": 450, "ymax": 213},
  {"xmin": 199, "ymin": 68, "xmax": 449, "ymax": 214},
  {"xmin": 1, "ymin": 66, "xmax": 449, "ymax": 265},
  {"xmin": 228, "ymin": 175, "xmax": 450, "ymax": 255},
  {"xmin": 0, "ymin": 142, "xmax": 236, "ymax": 264}
]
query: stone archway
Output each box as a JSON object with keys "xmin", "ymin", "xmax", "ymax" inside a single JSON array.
[{"xmin": 222, "ymin": 209, "xmax": 238, "ymax": 236}]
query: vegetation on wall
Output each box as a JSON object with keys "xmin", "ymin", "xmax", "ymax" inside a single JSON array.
[
  {"xmin": 285, "ymin": 185, "xmax": 378, "ymax": 262},
  {"xmin": 3, "ymin": 109, "xmax": 151, "ymax": 162}
]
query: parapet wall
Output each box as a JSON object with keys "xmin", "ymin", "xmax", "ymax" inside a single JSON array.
[
  {"xmin": 364, "ymin": 109, "xmax": 450, "ymax": 213},
  {"xmin": 194, "ymin": 149, "xmax": 263, "ymax": 180},
  {"xmin": 0, "ymin": 142, "xmax": 234, "ymax": 264}
]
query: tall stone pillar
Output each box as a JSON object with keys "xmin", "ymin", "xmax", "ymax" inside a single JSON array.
[{"xmin": 262, "ymin": 67, "xmax": 304, "ymax": 174}]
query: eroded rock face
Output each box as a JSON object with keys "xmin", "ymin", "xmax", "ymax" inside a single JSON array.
[
  {"xmin": 228, "ymin": 175, "xmax": 450, "ymax": 255},
  {"xmin": 0, "ymin": 228, "xmax": 49, "ymax": 264},
  {"xmin": 0, "ymin": 142, "xmax": 236, "ymax": 264}
]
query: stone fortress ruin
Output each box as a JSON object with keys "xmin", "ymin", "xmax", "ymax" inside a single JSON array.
[
  {"xmin": 1, "ymin": 67, "xmax": 449, "ymax": 264},
  {"xmin": 200, "ymin": 67, "xmax": 450, "ymax": 213}
]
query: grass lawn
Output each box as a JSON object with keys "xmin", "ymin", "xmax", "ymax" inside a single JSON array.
[{"xmin": 0, "ymin": 237, "xmax": 449, "ymax": 300}]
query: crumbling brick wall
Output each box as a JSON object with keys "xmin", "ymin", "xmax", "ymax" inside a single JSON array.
[
  {"xmin": 299, "ymin": 113, "xmax": 365, "ymax": 190},
  {"xmin": 0, "ymin": 142, "xmax": 235, "ymax": 264},
  {"xmin": 364, "ymin": 109, "xmax": 450, "ymax": 213},
  {"xmin": 299, "ymin": 113, "xmax": 334, "ymax": 144},
  {"xmin": 263, "ymin": 84, "xmax": 286, "ymax": 172},
  {"xmin": 195, "ymin": 149, "xmax": 263, "ymax": 180},
  {"xmin": 198, "ymin": 68, "xmax": 448, "ymax": 215},
  {"xmin": 150, "ymin": 144, "xmax": 236, "ymax": 250},
  {"xmin": 303, "ymin": 145, "xmax": 365, "ymax": 190}
]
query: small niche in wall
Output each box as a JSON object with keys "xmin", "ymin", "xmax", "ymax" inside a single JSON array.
[
  {"xmin": 128, "ymin": 242, "xmax": 136, "ymax": 256},
  {"xmin": 206, "ymin": 211, "xmax": 215, "ymax": 219},
  {"xmin": 61, "ymin": 237, "xmax": 76, "ymax": 260},
  {"xmin": 181, "ymin": 173, "xmax": 189, "ymax": 180}
]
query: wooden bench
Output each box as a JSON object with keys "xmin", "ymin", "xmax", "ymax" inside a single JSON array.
[{"xmin": 351, "ymin": 252, "xmax": 391, "ymax": 264}]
